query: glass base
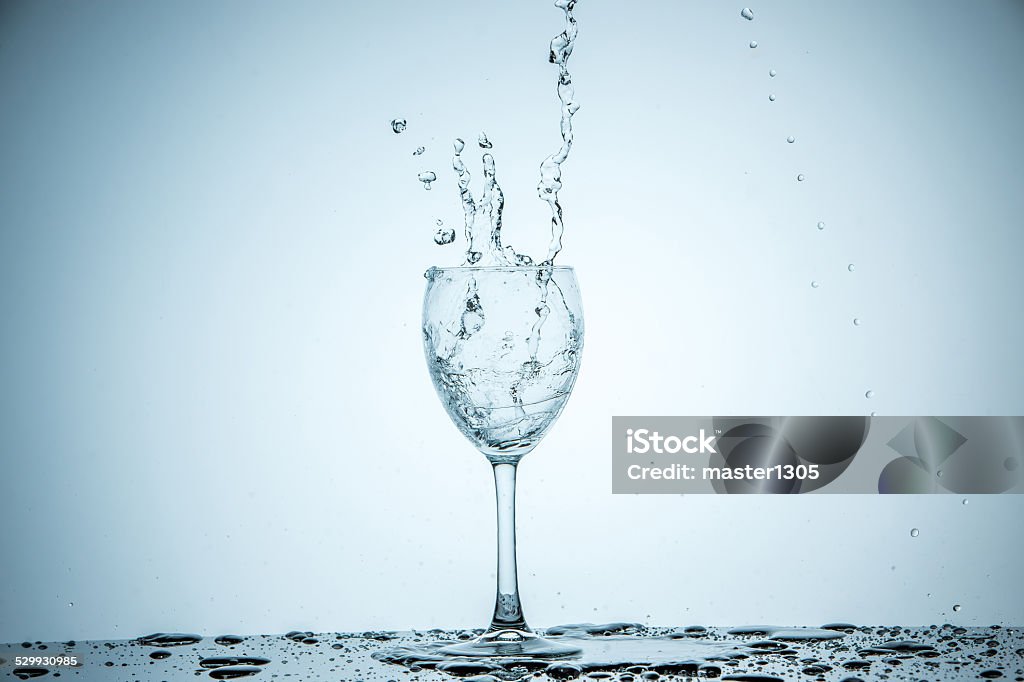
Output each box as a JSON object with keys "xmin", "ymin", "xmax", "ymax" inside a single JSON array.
[{"xmin": 438, "ymin": 629, "xmax": 581, "ymax": 658}]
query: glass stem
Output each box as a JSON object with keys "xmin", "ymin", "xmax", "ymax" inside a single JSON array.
[{"xmin": 488, "ymin": 462, "xmax": 530, "ymax": 633}]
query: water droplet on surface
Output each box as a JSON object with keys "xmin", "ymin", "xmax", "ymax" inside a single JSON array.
[
  {"xmin": 215, "ymin": 635, "xmax": 245, "ymax": 646},
  {"xmin": 910, "ymin": 528, "xmax": 920, "ymax": 537},
  {"xmin": 848, "ymin": 263, "xmax": 856, "ymax": 272},
  {"xmin": 769, "ymin": 69, "xmax": 777, "ymax": 77},
  {"xmin": 137, "ymin": 633, "xmax": 203, "ymax": 647},
  {"xmin": 741, "ymin": 7, "xmax": 754, "ymax": 20},
  {"xmin": 434, "ymin": 226, "xmax": 456, "ymax": 245},
  {"xmin": 817, "ymin": 221, "xmax": 825, "ymax": 230},
  {"xmin": 749, "ymin": 40, "xmax": 758, "ymax": 48},
  {"xmin": 811, "ymin": 281, "xmax": 820, "ymax": 288},
  {"xmin": 787, "ymin": 136, "xmax": 795, "ymax": 143},
  {"xmin": 390, "ymin": 118, "xmax": 407, "ymax": 134},
  {"xmin": 768, "ymin": 94, "xmax": 776, "ymax": 101},
  {"xmin": 797, "ymin": 174, "xmax": 805, "ymax": 181},
  {"xmin": 953, "ymin": 604, "xmax": 962, "ymax": 612},
  {"xmin": 412, "ymin": 146, "xmax": 425, "ymax": 156},
  {"xmin": 478, "ymin": 132, "xmax": 493, "ymax": 149},
  {"xmin": 865, "ymin": 390, "xmax": 874, "ymax": 399}
]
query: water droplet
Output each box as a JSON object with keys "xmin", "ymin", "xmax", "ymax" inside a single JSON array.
[
  {"xmin": 749, "ymin": 40, "xmax": 758, "ymax": 48},
  {"xmin": 865, "ymin": 390, "xmax": 874, "ymax": 399},
  {"xmin": 853, "ymin": 318, "xmax": 861, "ymax": 326},
  {"xmin": 848, "ymin": 263, "xmax": 856, "ymax": 272},
  {"xmin": 215, "ymin": 635, "xmax": 245, "ymax": 646},
  {"xmin": 453, "ymin": 137, "xmax": 465, "ymax": 154},
  {"xmin": 434, "ymin": 226, "xmax": 456, "ymax": 245},
  {"xmin": 768, "ymin": 94, "xmax": 776, "ymax": 101},
  {"xmin": 817, "ymin": 221, "xmax": 825, "ymax": 230},
  {"xmin": 1005, "ymin": 457, "xmax": 1019, "ymax": 471},
  {"xmin": 412, "ymin": 146, "xmax": 425, "ymax": 156},
  {"xmin": 68, "ymin": 602, "xmax": 73, "ymax": 607},
  {"xmin": 910, "ymin": 528, "xmax": 920, "ymax": 537},
  {"xmin": 787, "ymin": 136, "xmax": 795, "ymax": 143},
  {"xmin": 769, "ymin": 69, "xmax": 777, "ymax": 77},
  {"xmin": 953, "ymin": 604, "xmax": 962, "ymax": 612},
  {"xmin": 797, "ymin": 173, "xmax": 806, "ymax": 181},
  {"xmin": 870, "ymin": 411, "xmax": 878, "ymax": 416},
  {"xmin": 962, "ymin": 498, "xmax": 969, "ymax": 505},
  {"xmin": 741, "ymin": 7, "xmax": 754, "ymax": 20},
  {"xmin": 811, "ymin": 281, "xmax": 820, "ymax": 288},
  {"xmin": 390, "ymin": 118, "xmax": 407, "ymax": 134},
  {"xmin": 478, "ymin": 132, "xmax": 493, "ymax": 149},
  {"xmin": 417, "ymin": 171, "xmax": 436, "ymax": 190}
]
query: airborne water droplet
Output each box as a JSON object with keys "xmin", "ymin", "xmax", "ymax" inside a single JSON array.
[
  {"xmin": 769, "ymin": 69, "xmax": 777, "ymax": 77},
  {"xmin": 962, "ymin": 498, "xmax": 969, "ymax": 505},
  {"xmin": 749, "ymin": 40, "xmax": 758, "ymax": 48},
  {"xmin": 391, "ymin": 118, "xmax": 407, "ymax": 134},
  {"xmin": 797, "ymin": 173, "xmax": 806, "ymax": 181},
  {"xmin": 848, "ymin": 263, "xmax": 856, "ymax": 272},
  {"xmin": 817, "ymin": 221, "xmax": 825, "ymax": 230},
  {"xmin": 478, "ymin": 132, "xmax": 493, "ymax": 149},
  {"xmin": 953, "ymin": 604, "xmax": 962, "ymax": 612},
  {"xmin": 853, "ymin": 318, "xmax": 861, "ymax": 326},
  {"xmin": 417, "ymin": 171, "xmax": 436, "ymax": 190},
  {"xmin": 787, "ymin": 136, "xmax": 795, "ymax": 143},
  {"xmin": 412, "ymin": 146, "xmax": 425, "ymax": 156},
  {"xmin": 811, "ymin": 281, "xmax": 819, "ymax": 288},
  {"xmin": 865, "ymin": 390, "xmax": 875, "ymax": 399},
  {"xmin": 434, "ymin": 226, "xmax": 456, "ymax": 245},
  {"xmin": 768, "ymin": 94, "xmax": 776, "ymax": 101},
  {"xmin": 910, "ymin": 528, "xmax": 920, "ymax": 537},
  {"xmin": 741, "ymin": 7, "xmax": 754, "ymax": 20}
]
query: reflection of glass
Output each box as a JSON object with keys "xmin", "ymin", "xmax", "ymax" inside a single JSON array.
[{"xmin": 422, "ymin": 265, "xmax": 584, "ymax": 657}]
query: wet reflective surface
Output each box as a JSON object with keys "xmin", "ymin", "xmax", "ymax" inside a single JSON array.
[{"xmin": 2, "ymin": 623, "xmax": 1022, "ymax": 680}]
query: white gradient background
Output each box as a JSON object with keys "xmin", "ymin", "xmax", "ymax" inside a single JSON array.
[{"xmin": 1, "ymin": 1, "xmax": 1023, "ymax": 643}]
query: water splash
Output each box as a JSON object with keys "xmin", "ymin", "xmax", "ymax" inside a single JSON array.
[{"xmin": 536, "ymin": 0, "xmax": 581, "ymax": 265}]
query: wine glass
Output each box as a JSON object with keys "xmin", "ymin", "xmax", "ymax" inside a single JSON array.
[{"xmin": 422, "ymin": 265, "xmax": 584, "ymax": 657}]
